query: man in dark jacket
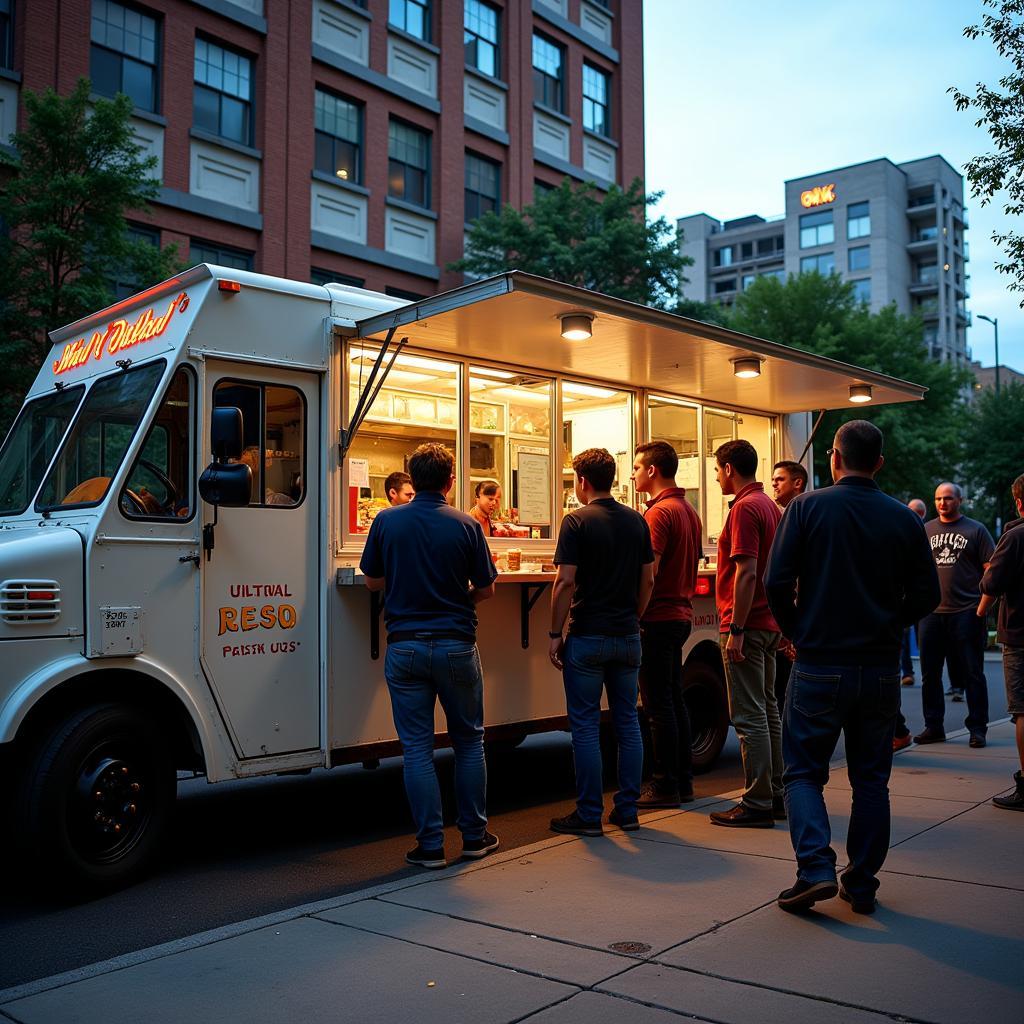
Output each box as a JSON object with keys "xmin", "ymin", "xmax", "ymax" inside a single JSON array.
[
  {"xmin": 765, "ymin": 421, "xmax": 940, "ymax": 914},
  {"xmin": 979, "ymin": 473, "xmax": 1024, "ymax": 810}
]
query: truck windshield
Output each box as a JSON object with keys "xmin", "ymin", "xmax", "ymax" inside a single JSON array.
[
  {"xmin": 36, "ymin": 361, "xmax": 166, "ymax": 511},
  {"xmin": 0, "ymin": 387, "xmax": 85, "ymax": 515}
]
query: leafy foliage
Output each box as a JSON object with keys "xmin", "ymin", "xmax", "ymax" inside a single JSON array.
[
  {"xmin": 452, "ymin": 177, "xmax": 691, "ymax": 309},
  {"xmin": 962, "ymin": 380, "xmax": 1024, "ymax": 529},
  {"xmin": 0, "ymin": 79, "xmax": 181, "ymax": 434},
  {"xmin": 949, "ymin": 0, "xmax": 1024, "ymax": 303},
  {"xmin": 728, "ymin": 273, "xmax": 972, "ymax": 502}
]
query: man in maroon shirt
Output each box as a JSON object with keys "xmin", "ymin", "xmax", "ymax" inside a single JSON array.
[
  {"xmin": 710, "ymin": 439, "xmax": 783, "ymax": 828},
  {"xmin": 631, "ymin": 441, "xmax": 704, "ymax": 807}
]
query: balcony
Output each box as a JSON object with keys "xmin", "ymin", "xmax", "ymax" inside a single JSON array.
[{"xmin": 907, "ymin": 236, "xmax": 938, "ymax": 254}]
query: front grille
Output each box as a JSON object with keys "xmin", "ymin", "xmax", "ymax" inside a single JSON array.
[{"xmin": 0, "ymin": 580, "xmax": 61, "ymax": 623}]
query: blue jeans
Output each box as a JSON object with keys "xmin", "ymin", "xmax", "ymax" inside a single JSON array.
[
  {"xmin": 384, "ymin": 639, "xmax": 487, "ymax": 850},
  {"xmin": 920, "ymin": 609, "xmax": 989, "ymax": 736},
  {"xmin": 563, "ymin": 633, "xmax": 643, "ymax": 822},
  {"xmin": 783, "ymin": 662, "xmax": 901, "ymax": 901}
]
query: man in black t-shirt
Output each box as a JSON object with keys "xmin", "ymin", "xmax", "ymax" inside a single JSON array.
[
  {"xmin": 548, "ymin": 448, "xmax": 655, "ymax": 836},
  {"xmin": 915, "ymin": 481, "xmax": 995, "ymax": 748}
]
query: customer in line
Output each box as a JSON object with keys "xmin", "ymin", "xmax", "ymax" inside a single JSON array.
[
  {"xmin": 899, "ymin": 497, "xmax": 928, "ymax": 688},
  {"xmin": 385, "ymin": 470, "xmax": 414, "ymax": 506},
  {"xmin": 709, "ymin": 439, "xmax": 783, "ymax": 829},
  {"xmin": 771, "ymin": 459, "xmax": 809, "ymax": 711},
  {"xmin": 548, "ymin": 448, "xmax": 654, "ymax": 836},
  {"xmin": 360, "ymin": 442, "xmax": 498, "ymax": 868},
  {"xmin": 765, "ymin": 421, "xmax": 939, "ymax": 913}
]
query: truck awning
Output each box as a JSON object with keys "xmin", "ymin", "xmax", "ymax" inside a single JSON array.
[{"xmin": 351, "ymin": 272, "xmax": 926, "ymax": 414}]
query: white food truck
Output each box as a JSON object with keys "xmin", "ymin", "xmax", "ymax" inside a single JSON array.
[{"xmin": 0, "ymin": 265, "xmax": 924, "ymax": 891}]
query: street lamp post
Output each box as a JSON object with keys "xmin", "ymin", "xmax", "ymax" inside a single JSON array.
[{"xmin": 977, "ymin": 314, "xmax": 1000, "ymax": 394}]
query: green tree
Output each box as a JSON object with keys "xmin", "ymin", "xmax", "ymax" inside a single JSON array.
[
  {"xmin": 963, "ymin": 380, "xmax": 1024, "ymax": 530},
  {"xmin": 674, "ymin": 296, "xmax": 731, "ymax": 326},
  {"xmin": 949, "ymin": 0, "xmax": 1024, "ymax": 303},
  {"xmin": 728, "ymin": 273, "xmax": 971, "ymax": 501},
  {"xmin": 452, "ymin": 177, "xmax": 690, "ymax": 309},
  {"xmin": 0, "ymin": 79, "xmax": 180, "ymax": 434}
]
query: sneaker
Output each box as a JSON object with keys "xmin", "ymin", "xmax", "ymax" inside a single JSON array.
[
  {"xmin": 550, "ymin": 810, "xmax": 603, "ymax": 837},
  {"xmin": 951, "ymin": 690, "xmax": 965, "ymax": 703},
  {"xmin": 893, "ymin": 732, "xmax": 913, "ymax": 752},
  {"xmin": 839, "ymin": 887, "xmax": 877, "ymax": 915},
  {"xmin": 709, "ymin": 804, "xmax": 774, "ymax": 828},
  {"xmin": 968, "ymin": 733, "xmax": 987, "ymax": 749},
  {"xmin": 777, "ymin": 877, "xmax": 839, "ymax": 913},
  {"xmin": 406, "ymin": 845, "xmax": 446, "ymax": 869},
  {"xmin": 608, "ymin": 807, "xmax": 640, "ymax": 831},
  {"xmin": 461, "ymin": 831, "xmax": 500, "ymax": 859},
  {"xmin": 636, "ymin": 783, "xmax": 681, "ymax": 809},
  {"xmin": 993, "ymin": 771, "xmax": 1024, "ymax": 811},
  {"xmin": 772, "ymin": 797, "xmax": 787, "ymax": 820},
  {"xmin": 913, "ymin": 727, "xmax": 946, "ymax": 744},
  {"xmin": 901, "ymin": 675, "xmax": 914, "ymax": 686}
]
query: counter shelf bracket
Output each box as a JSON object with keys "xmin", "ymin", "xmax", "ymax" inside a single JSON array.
[{"xmin": 520, "ymin": 581, "xmax": 550, "ymax": 649}]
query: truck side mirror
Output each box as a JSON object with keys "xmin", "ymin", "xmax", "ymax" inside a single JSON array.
[
  {"xmin": 199, "ymin": 462, "xmax": 252, "ymax": 508},
  {"xmin": 211, "ymin": 406, "xmax": 244, "ymax": 461}
]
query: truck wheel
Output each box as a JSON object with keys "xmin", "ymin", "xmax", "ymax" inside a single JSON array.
[
  {"xmin": 683, "ymin": 661, "xmax": 729, "ymax": 773},
  {"xmin": 18, "ymin": 703, "xmax": 175, "ymax": 894}
]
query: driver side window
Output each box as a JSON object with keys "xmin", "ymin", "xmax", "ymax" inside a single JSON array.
[{"xmin": 121, "ymin": 367, "xmax": 195, "ymax": 519}]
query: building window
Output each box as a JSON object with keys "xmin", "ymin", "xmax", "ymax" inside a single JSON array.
[
  {"xmin": 0, "ymin": 0, "xmax": 12, "ymax": 70},
  {"xmin": 390, "ymin": 0, "xmax": 430, "ymax": 41},
  {"xmin": 388, "ymin": 120, "xmax": 430, "ymax": 208},
  {"xmin": 110, "ymin": 224, "xmax": 161, "ymax": 301},
  {"xmin": 532, "ymin": 33, "xmax": 564, "ymax": 111},
  {"xmin": 582, "ymin": 63, "xmax": 610, "ymax": 136},
  {"xmin": 194, "ymin": 38, "xmax": 253, "ymax": 146},
  {"xmin": 311, "ymin": 268, "xmax": 365, "ymax": 288},
  {"xmin": 712, "ymin": 246, "xmax": 733, "ymax": 268},
  {"xmin": 761, "ymin": 268, "xmax": 786, "ymax": 282},
  {"xmin": 464, "ymin": 0, "xmax": 499, "ymax": 77},
  {"xmin": 740, "ymin": 241, "xmax": 754, "ymax": 260},
  {"xmin": 916, "ymin": 261, "xmax": 938, "ymax": 285},
  {"xmin": 534, "ymin": 180, "xmax": 556, "ymax": 201},
  {"xmin": 386, "ymin": 286, "xmax": 428, "ymax": 301},
  {"xmin": 800, "ymin": 252, "xmax": 835, "ymax": 276},
  {"xmin": 314, "ymin": 89, "xmax": 362, "ymax": 184},
  {"xmin": 757, "ymin": 235, "xmax": 784, "ymax": 256},
  {"xmin": 800, "ymin": 211, "xmax": 833, "ymax": 249},
  {"xmin": 741, "ymin": 274, "xmax": 756, "ymax": 291},
  {"xmin": 713, "ymin": 279, "xmax": 736, "ymax": 294},
  {"xmin": 465, "ymin": 153, "xmax": 500, "ymax": 223},
  {"xmin": 191, "ymin": 240, "xmax": 254, "ymax": 271},
  {"xmin": 847, "ymin": 201, "xmax": 870, "ymax": 239},
  {"xmin": 90, "ymin": 1, "xmax": 159, "ymax": 112},
  {"xmin": 851, "ymin": 278, "xmax": 871, "ymax": 304},
  {"xmin": 848, "ymin": 246, "xmax": 870, "ymax": 272}
]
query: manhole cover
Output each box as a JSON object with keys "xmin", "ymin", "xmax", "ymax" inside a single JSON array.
[{"xmin": 608, "ymin": 941, "xmax": 652, "ymax": 955}]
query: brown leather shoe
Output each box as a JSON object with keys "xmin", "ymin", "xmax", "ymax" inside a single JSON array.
[{"xmin": 710, "ymin": 804, "xmax": 774, "ymax": 828}]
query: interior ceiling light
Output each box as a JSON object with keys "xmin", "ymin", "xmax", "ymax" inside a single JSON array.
[
  {"xmin": 560, "ymin": 312, "xmax": 594, "ymax": 341},
  {"xmin": 731, "ymin": 356, "xmax": 762, "ymax": 379},
  {"xmin": 849, "ymin": 384, "xmax": 873, "ymax": 403},
  {"xmin": 562, "ymin": 381, "xmax": 616, "ymax": 399}
]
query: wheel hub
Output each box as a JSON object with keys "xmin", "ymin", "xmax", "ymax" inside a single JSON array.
[{"xmin": 75, "ymin": 755, "xmax": 148, "ymax": 862}]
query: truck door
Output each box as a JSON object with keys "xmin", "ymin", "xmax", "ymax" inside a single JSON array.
[{"xmin": 200, "ymin": 363, "xmax": 321, "ymax": 758}]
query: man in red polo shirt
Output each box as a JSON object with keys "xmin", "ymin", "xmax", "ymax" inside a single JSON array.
[
  {"xmin": 710, "ymin": 439, "xmax": 783, "ymax": 828},
  {"xmin": 631, "ymin": 441, "xmax": 703, "ymax": 808}
]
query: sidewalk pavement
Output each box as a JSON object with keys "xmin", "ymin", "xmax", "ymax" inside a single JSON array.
[{"xmin": 2, "ymin": 724, "xmax": 1021, "ymax": 1024}]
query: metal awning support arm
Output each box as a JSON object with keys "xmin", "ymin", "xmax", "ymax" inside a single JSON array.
[
  {"xmin": 339, "ymin": 326, "xmax": 408, "ymax": 457},
  {"xmin": 797, "ymin": 409, "xmax": 827, "ymax": 467}
]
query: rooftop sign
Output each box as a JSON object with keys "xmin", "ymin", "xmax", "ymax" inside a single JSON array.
[{"xmin": 800, "ymin": 184, "xmax": 836, "ymax": 208}]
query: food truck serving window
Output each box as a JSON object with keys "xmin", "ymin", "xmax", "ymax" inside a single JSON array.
[
  {"xmin": 0, "ymin": 386, "xmax": 84, "ymax": 516},
  {"xmin": 704, "ymin": 407, "xmax": 774, "ymax": 544},
  {"xmin": 36, "ymin": 361, "xmax": 166, "ymax": 511},
  {"xmin": 648, "ymin": 395, "xmax": 701, "ymax": 519}
]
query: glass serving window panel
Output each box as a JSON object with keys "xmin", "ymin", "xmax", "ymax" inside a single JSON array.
[
  {"xmin": 703, "ymin": 407, "xmax": 773, "ymax": 545},
  {"xmin": 561, "ymin": 382, "xmax": 634, "ymax": 517},
  {"xmin": 346, "ymin": 347, "xmax": 460, "ymax": 532},
  {"xmin": 647, "ymin": 396, "xmax": 700, "ymax": 519}
]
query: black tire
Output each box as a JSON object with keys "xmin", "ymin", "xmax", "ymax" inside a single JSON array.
[
  {"xmin": 682, "ymin": 660, "xmax": 729, "ymax": 773},
  {"xmin": 18, "ymin": 703, "xmax": 176, "ymax": 895}
]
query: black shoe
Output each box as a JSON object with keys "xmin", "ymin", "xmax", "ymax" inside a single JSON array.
[
  {"xmin": 406, "ymin": 845, "xmax": 446, "ymax": 869},
  {"xmin": 608, "ymin": 807, "xmax": 640, "ymax": 831},
  {"xmin": 951, "ymin": 690, "xmax": 965, "ymax": 703},
  {"xmin": 550, "ymin": 810, "xmax": 603, "ymax": 836},
  {"xmin": 461, "ymin": 831, "xmax": 499, "ymax": 859},
  {"xmin": 709, "ymin": 804, "xmax": 774, "ymax": 828},
  {"xmin": 839, "ymin": 887, "xmax": 877, "ymax": 915},
  {"xmin": 993, "ymin": 771, "xmax": 1024, "ymax": 811},
  {"xmin": 636, "ymin": 783, "xmax": 681, "ymax": 809},
  {"xmin": 772, "ymin": 797, "xmax": 787, "ymax": 820},
  {"xmin": 913, "ymin": 727, "xmax": 946, "ymax": 744},
  {"xmin": 969, "ymin": 733, "xmax": 987, "ymax": 749},
  {"xmin": 777, "ymin": 877, "xmax": 839, "ymax": 913}
]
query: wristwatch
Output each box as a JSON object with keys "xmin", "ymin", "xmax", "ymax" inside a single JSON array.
[{"xmin": 729, "ymin": 623, "xmax": 745, "ymax": 636}]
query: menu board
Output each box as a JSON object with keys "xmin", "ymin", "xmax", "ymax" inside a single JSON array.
[{"xmin": 517, "ymin": 452, "xmax": 551, "ymax": 526}]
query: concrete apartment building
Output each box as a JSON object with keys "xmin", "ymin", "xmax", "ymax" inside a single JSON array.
[
  {"xmin": 0, "ymin": 0, "xmax": 642, "ymax": 298},
  {"xmin": 678, "ymin": 156, "xmax": 970, "ymax": 363}
]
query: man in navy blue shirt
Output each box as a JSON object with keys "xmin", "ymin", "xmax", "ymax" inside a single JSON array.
[{"xmin": 360, "ymin": 443, "xmax": 498, "ymax": 868}]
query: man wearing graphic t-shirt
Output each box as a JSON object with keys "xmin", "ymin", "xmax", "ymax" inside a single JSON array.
[{"xmin": 914, "ymin": 481, "xmax": 995, "ymax": 748}]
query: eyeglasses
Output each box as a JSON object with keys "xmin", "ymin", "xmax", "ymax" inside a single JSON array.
[{"xmin": 825, "ymin": 447, "xmax": 840, "ymax": 457}]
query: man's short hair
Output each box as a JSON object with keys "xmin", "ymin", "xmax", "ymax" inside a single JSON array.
[
  {"xmin": 573, "ymin": 448, "xmax": 616, "ymax": 491},
  {"xmin": 635, "ymin": 441, "xmax": 679, "ymax": 479},
  {"xmin": 384, "ymin": 470, "xmax": 411, "ymax": 496},
  {"xmin": 715, "ymin": 439, "xmax": 758, "ymax": 478},
  {"xmin": 475, "ymin": 479, "xmax": 499, "ymax": 497},
  {"xmin": 773, "ymin": 460, "xmax": 808, "ymax": 490},
  {"xmin": 936, "ymin": 481, "xmax": 963, "ymax": 499},
  {"xmin": 835, "ymin": 420, "xmax": 883, "ymax": 473},
  {"xmin": 1013, "ymin": 473, "xmax": 1024, "ymax": 505},
  {"xmin": 408, "ymin": 443, "xmax": 454, "ymax": 492}
]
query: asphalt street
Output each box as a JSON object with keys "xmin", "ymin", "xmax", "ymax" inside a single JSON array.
[{"xmin": 0, "ymin": 656, "xmax": 1009, "ymax": 990}]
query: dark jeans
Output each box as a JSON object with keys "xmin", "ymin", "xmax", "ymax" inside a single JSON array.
[
  {"xmin": 385, "ymin": 639, "xmax": 488, "ymax": 850},
  {"xmin": 775, "ymin": 652, "xmax": 792, "ymax": 710},
  {"xmin": 783, "ymin": 662, "xmax": 901, "ymax": 901},
  {"xmin": 900, "ymin": 626, "xmax": 915, "ymax": 679},
  {"xmin": 563, "ymin": 633, "xmax": 644, "ymax": 822},
  {"xmin": 639, "ymin": 619, "xmax": 694, "ymax": 793},
  {"xmin": 920, "ymin": 609, "xmax": 989, "ymax": 736}
]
